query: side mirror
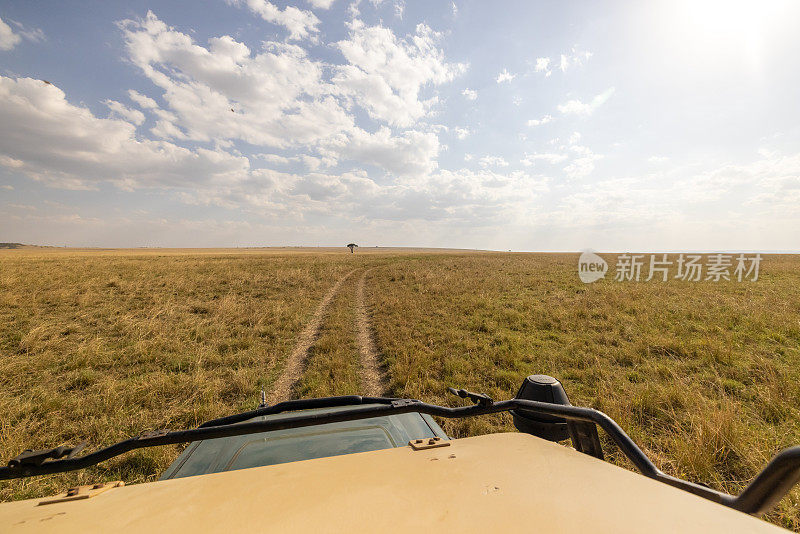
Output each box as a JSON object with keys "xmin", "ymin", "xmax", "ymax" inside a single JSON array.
[{"xmin": 511, "ymin": 374, "xmax": 571, "ymax": 441}]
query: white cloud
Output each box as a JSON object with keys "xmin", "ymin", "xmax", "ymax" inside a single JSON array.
[
  {"xmin": 522, "ymin": 131, "xmax": 600, "ymax": 178},
  {"xmin": 521, "ymin": 152, "xmax": 567, "ymax": 166},
  {"xmin": 462, "ymin": 88, "xmax": 477, "ymax": 100},
  {"xmin": 285, "ymin": 170, "xmax": 378, "ymax": 202},
  {"xmin": 119, "ymin": 12, "xmax": 352, "ymax": 148},
  {"xmin": 558, "ymin": 87, "xmax": 615, "ymax": 116},
  {"xmin": 256, "ymin": 153, "xmax": 295, "ymax": 165},
  {"xmin": 127, "ymin": 89, "xmax": 158, "ymax": 109},
  {"xmin": 4, "ymin": 11, "xmax": 555, "ymax": 232},
  {"xmin": 0, "ymin": 155, "xmax": 24, "ymax": 169},
  {"xmin": 410, "ymin": 167, "xmax": 545, "ymax": 223},
  {"xmin": 0, "ymin": 76, "xmax": 250, "ymax": 191},
  {"xmin": 105, "ymin": 100, "xmax": 146, "ymax": 125},
  {"xmin": 648, "ymin": 155, "xmax": 669, "ymax": 163},
  {"xmin": 347, "ymin": 0, "xmax": 362, "ymax": 18},
  {"xmin": 534, "ymin": 57, "xmax": 551, "ymax": 76},
  {"xmin": 496, "ymin": 68, "xmax": 515, "ymax": 83},
  {"xmin": 563, "ymin": 157, "xmax": 599, "ymax": 179},
  {"xmin": 681, "ymin": 150, "xmax": 800, "ymax": 212},
  {"xmin": 0, "ymin": 17, "xmax": 22, "ymax": 51},
  {"xmin": 527, "ymin": 115, "xmax": 552, "ymax": 127},
  {"xmin": 114, "ymin": 11, "xmax": 466, "ymax": 183},
  {"xmin": 563, "ymin": 147, "xmax": 602, "ymax": 179},
  {"xmin": 10, "ymin": 20, "xmax": 44, "ymax": 42},
  {"xmin": 331, "ymin": 126, "xmax": 440, "ymax": 176},
  {"xmin": 334, "ymin": 20, "xmax": 466, "ymax": 127},
  {"xmin": 534, "ymin": 57, "xmax": 550, "ymax": 71},
  {"xmin": 394, "ymin": 0, "xmax": 405, "ymax": 18},
  {"xmin": 559, "ymin": 47, "xmax": 592, "ymax": 72},
  {"xmin": 548, "ymin": 150, "xmax": 800, "ymax": 244},
  {"xmin": 553, "ymin": 178, "xmax": 665, "ymax": 230},
  {"xmin": 115, "ymin": 11, "xmax": 466, "ymax": 180},
  {"xmin": 479, "ymin": 155, "xmax": 509, "ymax": 168},
  {"xmin": 0, "ymin": 71, "xmax": 550, "ymax": 232},
  {"xmin": 533, "ymin": 47, "xmax": 590, "ymax": 77},
  {"xmin": 230, "ymin": 0, "xmax": 320, "ymax": 41},
  {"xmin": 0, "ymin": 77, "xmax": 436, "ymax": 219},
  {"xmin": 300, "ymin": 154, "xmax": 335, "ymax": 170},
  {"xmin": 188, "ymin": 161, "xmax": 544, "ymax": 226},
  {"xmin": 308, "ymin": 0, "xmax": 336, "ymax": 9}
]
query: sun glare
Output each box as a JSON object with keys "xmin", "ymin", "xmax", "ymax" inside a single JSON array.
[{"xmin": 662, "ymin": 0, "xmax": 797, "ymax": 69}]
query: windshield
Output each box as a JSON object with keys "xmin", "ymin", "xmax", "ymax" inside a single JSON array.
[{"xmin": 161, "ymin": 407, "xmax": 447, "ymax": 480}]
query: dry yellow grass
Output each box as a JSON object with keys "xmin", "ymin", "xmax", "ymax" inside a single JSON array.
[
  {"xmin": 0, "ymin": 251, "xmax": 359, "ymax": 500},
  {"xmin": 1, "ymin": 249, "xmax": 799, "ymax": 529}
]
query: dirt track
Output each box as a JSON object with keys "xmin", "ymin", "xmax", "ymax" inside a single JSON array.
[
  {"xmin": 267, "ymin": 267, "xmax": 386, "ymax": 404},
  {"xmin": 266, "ymin": 269, "xmax": 356, "ymax": 404}
]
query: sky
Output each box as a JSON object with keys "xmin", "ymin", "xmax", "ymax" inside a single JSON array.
[{"xmin": 1, "ymin": 0, "xmax": 799, "ymax": 251}]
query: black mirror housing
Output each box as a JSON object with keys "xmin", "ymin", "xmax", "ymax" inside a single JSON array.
[{"xmin": 511, "ymin": 374, "xmax": 571, "ymax": 441}]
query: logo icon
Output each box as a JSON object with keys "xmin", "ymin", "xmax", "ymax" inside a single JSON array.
[{"xmin": 578, "ymin": 250, "xmax": 608, "ymax": 283}]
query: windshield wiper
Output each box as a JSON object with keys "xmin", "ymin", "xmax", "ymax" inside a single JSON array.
[{"xmin": 197, "ymin": 395, "xmax": 398, "ymax": 428}]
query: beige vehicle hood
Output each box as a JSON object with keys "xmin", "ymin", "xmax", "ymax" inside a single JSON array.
[{"xmin": 0, "ymin": 432, "xmax": 785, "ymax": 533}]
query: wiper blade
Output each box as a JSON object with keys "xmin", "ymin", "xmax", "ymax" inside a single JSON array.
[{"xmin": 198, "ymin": 395, "xmax": 399, "ymax": 428}]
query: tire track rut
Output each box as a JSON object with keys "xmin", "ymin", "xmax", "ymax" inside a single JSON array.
[
  {"xmin": 356, "ymin": 269, "xmax": 384, "ymax": 396},
  {"xmin": 267, "ymin": 269, "xmax": 356, "ymax": 404}
]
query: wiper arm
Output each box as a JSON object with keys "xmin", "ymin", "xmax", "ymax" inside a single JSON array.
[{"xmin": 8, "ymin": 442, "xmax": 87, "ymax": 468}]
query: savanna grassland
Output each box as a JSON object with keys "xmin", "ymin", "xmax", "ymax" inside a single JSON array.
[{"xmin": 1, "ymin": 249, "xmax": 799, "ymax": 529}]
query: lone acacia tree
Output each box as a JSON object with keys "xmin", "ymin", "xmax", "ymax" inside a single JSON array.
[{"xmin": 347, "ymin": 243, "xmax": 358, "ymax": 253}]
